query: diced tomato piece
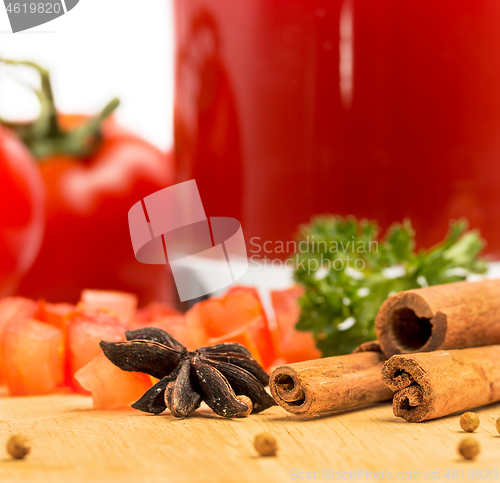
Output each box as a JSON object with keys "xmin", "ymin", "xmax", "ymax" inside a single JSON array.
[
  {"xmin": 68, "ymin": 310, "xmax": 126, "ymax": 390},
  {"xmin": 0, "ymin": 297, "xmax": 39, "ymax": 382},
  {"xmin": 70, "ymin": 307, "xmax": 130, "ymax": 329},
  {"xmin": 270, "ymin": 286, "xmax": 304, "ymax": 333},
  {"xmin": 225, "ymin": 285, "xmax": 276, "ymax": 329},
  {"xmin": 2, "ymin": 317, "xmax": 64, "ymax": 395},
  {"xmin": 193, "ymin": 291, "xmax": 263, "ymax": 338},
  {"xmin": 35, "ymin": 301, "xmax": 75, "ymax": 334},
  {"xmin": 34, "ymin": 301, "xmax": 76, "ymax": 386},
  {"xmin": 206, "ymin": 317, "xmax": 265, "ymax": 365},
  {"xmin": 184, "ymin": 305, "xmax": 209, "ymax": 349},
  {"xmin": 271, "ymin": 286, "xmax": 321, "ymax": 363},
  {"xmin": 80, "ymin": 289, "xmax": 138, "ymax": 320},
  {"xmin": 277, "ymin": 328, "xmax": 322, "ymax": 363},
  {"xmin": 135, "ymin": 301, "xmax": 181, "ymax": 324},
  {"xmin": 186, "ymin": 290, "xmax": 277, "ymax": 368},
  {"xmin": 225, "ymin": 285, "xmax": 261, "ymax": 305},
  {"xmin": 224, "ymin": 286, "xmax": 277, "ymax": 367},
  {"xmin": 242, "ymin": 314, "xmax": 277, "ymax": 368},
  {"xmin": 75, "ymin": 354, "xmax": 152, "ymax": 410},
  {"xmin": 0, "ymin": 297, "xmax": 38, "ymax": 328}
]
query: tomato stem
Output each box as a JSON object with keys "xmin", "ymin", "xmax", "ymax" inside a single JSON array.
[
  {"xmin": 0, "ymin": 58, "xmax": 61, "ymax": 137},
  {"xmin": 0, "ymin": 58, "xmax": 120, "ymax": 160}
]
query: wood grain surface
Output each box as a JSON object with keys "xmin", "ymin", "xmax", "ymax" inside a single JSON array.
[{"xmin": 0, "ymin": 395, "xmax": 499, "ymax": 483}]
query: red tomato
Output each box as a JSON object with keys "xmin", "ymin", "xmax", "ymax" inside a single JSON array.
[
  {"xmin": 1, "ymin": 317, "xmax": 64, "ymax": 395},
  {"xmin": 0, "ymin": 61, "xmax": 173, "ymax": 305},
  {"xmin": 271, "ymin": 286, "xmax": 321, "ymax": 363},
  {"xmin": 75, "ymin": 354, "xmax": 152, "ymax": 410},
  {"xmin": 0, "ymin": 126, "xmax": 44, "ymax": 297},
  {"xmin": 18, "ymin": 116, "xmax": 174, "ymax": 306}
]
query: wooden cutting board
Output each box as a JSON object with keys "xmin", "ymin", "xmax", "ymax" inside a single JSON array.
[{"xmin": 0, "ymin": 394, "xmax": 499, "ymax": 483}]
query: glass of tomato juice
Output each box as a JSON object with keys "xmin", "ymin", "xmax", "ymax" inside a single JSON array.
[{"xmin": 173, "ymin": 0, "xmax": 500, "ymax": 257}]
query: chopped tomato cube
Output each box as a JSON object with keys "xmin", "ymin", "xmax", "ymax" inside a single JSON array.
[
  {"xmin": 193, "ymin": 291, "xmax": 262, "ymax": 338},
  {"xmin": 186, "ymin": 290, "xmax": 277, "ymax": 368},
  {"xmin": 80, "ymin": 289, "xmax": 138, "ymax": 320},
  {"xmin": 0, "ymin": 297, "xmax": 39, "ymax": 382},
  {"xmin": 75, "ymin": 354, "xmax": 152, "ymax": 410},
  {"xmin": 0, "ymin": 297, "xmax": 38, "ymax": 329},
  {"xmin": 35, "ymin": 301, "xmax": 75, "ymax": 334},
  {"xmin": 2, "ymin": 317, "xmax": 64, "ymax": 395},
  {"xmin": 225, "ymin": 286, "xmax": 278, "ymax": 367},
  {"xmin": 68, "ymin": 309, "xmax": 126, "ymax": 390},
  {"xmin": 271, "ymin": 286, "xmax": 321, "ymax": 363},
  {"xmin": 34, "ymin": 300, "xmax": 76, "ymax": 386}
]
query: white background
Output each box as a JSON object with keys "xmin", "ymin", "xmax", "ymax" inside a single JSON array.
[{"xmin": 0, "ymin": 0, "xmax": 174, "ymax": 151}]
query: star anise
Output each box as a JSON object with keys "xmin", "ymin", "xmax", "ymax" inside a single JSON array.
[{"xmin": 99, "ymin": 327, "xmax": 276, "ymax": 418}]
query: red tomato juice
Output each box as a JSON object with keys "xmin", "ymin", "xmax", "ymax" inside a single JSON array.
[{"xmin": 174, "ymin": 0, "xmax": 500, "ymax": 256}]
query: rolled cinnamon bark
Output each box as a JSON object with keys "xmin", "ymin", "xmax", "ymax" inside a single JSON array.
[
  {"xmin": 269, "ymin": 342, "xmax": 393, "ymax": 415},
  {"xmin": 375, "ymin": 279, "xmax": 500, "ymax": 357},
  {"xmin": 381, "ymin": 346, "xmax": 500, "ymax": 422}
]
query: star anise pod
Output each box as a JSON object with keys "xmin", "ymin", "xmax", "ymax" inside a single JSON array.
[{"xmin": 99, "ymin": 327, "xmax": 276, "ymax": 418}]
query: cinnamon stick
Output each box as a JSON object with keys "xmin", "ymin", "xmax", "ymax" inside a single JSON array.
[
  {"xmin": 269, "ymin": 342, "xmax": 392, "ymax": 415},
  {"xmin": 381, "ymin": 346, "xmax": 500, "ymax": 422},
  {"xmin": 375, "ymin": 279, "xmax": 500, "ymax": 357}
]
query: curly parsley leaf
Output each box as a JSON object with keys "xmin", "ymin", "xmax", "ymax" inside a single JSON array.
[{"xmin": 292, "ymin": 216, "xmax": 487, "ymax": 357}]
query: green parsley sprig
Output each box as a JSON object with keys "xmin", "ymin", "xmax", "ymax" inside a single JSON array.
[{"xmin": 292, "ymin": 216, "xmax": 487, "ymax": 356}]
